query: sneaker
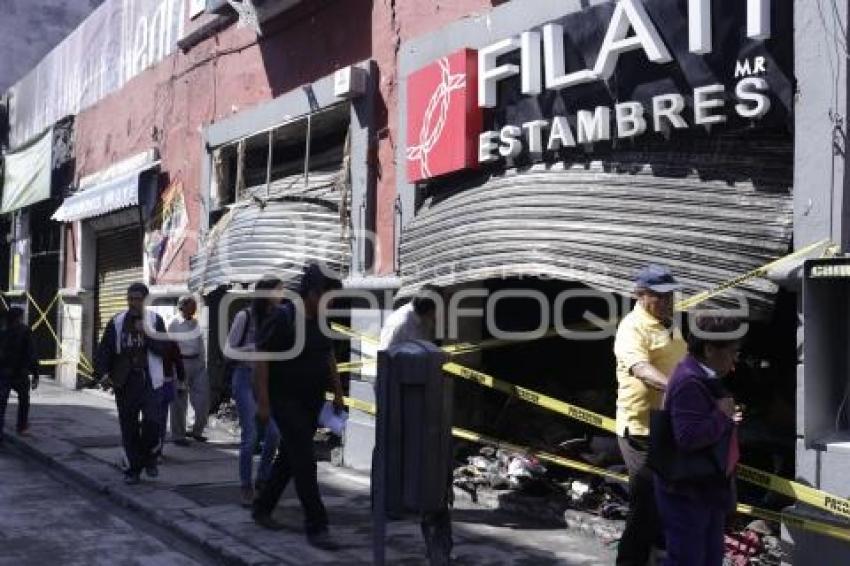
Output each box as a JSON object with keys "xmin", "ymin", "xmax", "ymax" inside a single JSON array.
[
  {"xmin": 124, "ymin": 472, "xmax": 141, "ymax": 485},
  {"xmin": 252, "ymin": 513, "xmax": 286, "ymax": 531},
  {"xmin": 306, "ymin": 530, "xmax": 339, "ymax": 551},
  {"xmin": 240, "ymin": 487, "xmax": 255, "ymax": 508},
  {"xmin": 145, "ymin": 464, "xmax": 159, "ymax": 478}
]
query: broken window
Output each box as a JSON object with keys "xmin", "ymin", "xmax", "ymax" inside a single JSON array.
[{"xmin": 210, "ymin": 103, "xmax": 351, "ymax": 221}]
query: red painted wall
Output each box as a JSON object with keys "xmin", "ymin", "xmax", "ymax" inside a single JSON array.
[{"xmin": 68, "ymin": 0, "xmax": 496, "ymax": 287}]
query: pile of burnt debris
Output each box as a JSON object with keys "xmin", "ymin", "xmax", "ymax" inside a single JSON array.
[
  {"xmin": 452, "ymin": 440, "xmax": 630, "ymax": 522},
  {"xmin": 453, "ymin": 440, "xmax": 785, "ymax": 564}
]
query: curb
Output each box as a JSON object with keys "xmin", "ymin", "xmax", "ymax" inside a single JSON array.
[{"xmin": 6, "ymin": 434, "xmax": 277, "ymax": 566}]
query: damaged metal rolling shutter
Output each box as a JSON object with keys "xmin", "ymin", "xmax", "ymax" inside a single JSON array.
[
  {"xmin": 95, "ymin": 227, "xmax": 143, "ymax": 339},
  {"xmin": 400, "ymin": 167, "xmax": 793, "ymax": 318},
  {"xmin": 189, "ymin": 171, "xmax": 349, "ymax": 292}
]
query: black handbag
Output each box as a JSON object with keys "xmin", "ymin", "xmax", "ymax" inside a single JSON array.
[{"xmin": 647, "ymin": 408, "xmax": 727, "ymax": 483}]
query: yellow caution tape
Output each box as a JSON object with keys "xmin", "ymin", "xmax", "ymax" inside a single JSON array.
[
  {"xmin": 30, "ymin": 292, "xmax": 60, "ymax": 331},
  {"xmin": 332, "ymin": 322, "xmax": 850, "ymax": 523},
  {"xmin": 327, "ymin": 392, "xmax": 850, "ymax": 542},
  {"xmin": 737, "ymin": 465, "xmax": 850, "ymax": 521},
  {"xmin": 675, "ymin": 239, "xmax": 830, "ymax": 311},
  {"xmin": 442, "ymin": 361, "xmax": 618, "ymax": 432}
]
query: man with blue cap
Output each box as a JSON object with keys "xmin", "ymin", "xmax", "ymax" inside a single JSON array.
[{"xmin": 614, "ymin": 264, "xmax": 687, "ymax": 565}]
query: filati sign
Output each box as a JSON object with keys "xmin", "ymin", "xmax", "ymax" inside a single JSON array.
[{"xmin": 406, "ymin": 0, "xmax": 792, "ymax": 183}]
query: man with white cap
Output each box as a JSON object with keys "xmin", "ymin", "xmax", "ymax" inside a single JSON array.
[
  {"xmin": 169, "ymin": 295, "xmax": 209, "ymax": 443},
  {"xmin": 614, "ymin": 264, "xmax": 687, "ymax": 565}
]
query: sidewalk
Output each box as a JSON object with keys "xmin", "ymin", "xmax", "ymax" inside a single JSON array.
[{"xmin": 2, "ymin": 381, "xmax": 615, "ymax": 565}]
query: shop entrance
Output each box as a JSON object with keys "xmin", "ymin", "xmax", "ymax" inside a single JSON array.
[
  {"xmin": 28, "ymin": 200, "xmax": 61, "ymax": 378},
  {"xmin": 94, "ymin": 226, "xmax": 143, "ymax": 343},
  {"xmin": 446, "ymin": 277, "xmax": 798, "ymax": 502}
]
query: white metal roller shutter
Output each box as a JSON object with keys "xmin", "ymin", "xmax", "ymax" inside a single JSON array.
[{"xmin": 95, "ymin": 227, "xmax": 143, "ymax": 340}]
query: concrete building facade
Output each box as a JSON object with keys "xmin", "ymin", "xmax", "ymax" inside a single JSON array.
[{"xmin": 1, "ymin": 1, "xmax": 849, "ymax": 562}]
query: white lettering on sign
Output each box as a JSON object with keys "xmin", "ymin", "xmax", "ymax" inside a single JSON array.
[
  {"xmin": 735, "ymin": 77, "xmax": 771, "ymax": 119},
  {"xmin": 546, "ymin": 116, "xmax": 576, "ymax": 150},
  {"xmin": 652, "ymin": 94, "xmax": 689, "ymax": 133},
  {"xmin": 747, "ymin": 0, "xmax": 771, "ymax": 40},
  {"xmin": 694, "ymin": 84, "xmax": 727, "ymax": 125},
  {"xmin": 478, "ymin": 0, "xmax": 774, "ymax": 109},
  {"xmin": 811, "ymin": 265, "xmax": 850, "ymax": 278},
  {"xmin": 522, "ymin": 120, "xmax": 549, "ymax": 154},
  {"xmin": 542, "ymin": 23, "xmax": 598, "ymax": 93},
  {"xmin": 477, "ymin": 82, "xmax": 775, "ymax": 161},
  {"xmin": 735, "ymin": 56, "xmax": 767, "ymax": 78},
  {"xmin": 576, "ymin": 107, "xmax": 611, "ymax": 145},
  {"xmin": 498, "ymin": 125, "xmax": 523, "ymax": 158},
  {"xmin": 592, "ymin": 0, "xmax": 672, "ymax": 81},
  {"xmin": 615, "ymin": 102, "xmax": 648, "ymax": 139},
  {"xmin": 688, "ymin": 0, "xmax": 712, "ymax": 54},
  {"xmin": 478, "ymin": 37, "xmax": 521, "ymax": 108}
]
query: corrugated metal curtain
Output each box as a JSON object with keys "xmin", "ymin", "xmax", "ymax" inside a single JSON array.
[
  {"xmin": 95, "ymin": 227, "xmax": 143, "ymax": 340},
  {"xmin": 399, "ymin": 167, "xmax": 793, "ymax": 318},
  {"xmin": 189, "ymin": 171, "xmax": 349, "ymax": 293}
]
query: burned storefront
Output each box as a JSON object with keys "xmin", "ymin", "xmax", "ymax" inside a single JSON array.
[
  {"xmin": 380, "ymin": 0, "xmax": 809, "ymax": 552},
  {"xmin": 190, "ymin": 65, "xmax": 375, "ymax": 405}
]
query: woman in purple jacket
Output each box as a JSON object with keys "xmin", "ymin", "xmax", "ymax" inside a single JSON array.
[{"xmin": 655, "ymin": 316, "xmax": 743, "ymax": 566}]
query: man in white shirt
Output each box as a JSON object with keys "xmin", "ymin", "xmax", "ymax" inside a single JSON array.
[
  {"xmin": 168, "ymin": 295, "xmax": 209, "ymax": 443},
  {"xmin": 379, "ymin": 287, "xmax": 438, "ymax": 350}
]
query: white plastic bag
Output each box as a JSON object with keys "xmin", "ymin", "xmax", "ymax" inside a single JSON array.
[{"xmin": 318, "ymin": 401, "xmax": 348, "ymax": 437}]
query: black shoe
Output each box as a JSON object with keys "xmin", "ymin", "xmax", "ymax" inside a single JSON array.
[
  {"xmin": 252, "ymin": 513, "xmax": 286, "ymax": 531},
  {"xmin": 145, "ymin": 464, "xmax": 159, "ymax": 478},
  {"xmin": 190, "ymin": 433, "xmax": 208, "ymax": 443},
  {"xmin": 306, "ymin": 530, "xmax": 339, "ymax": 551},
  {"xmin": 124, "ymin": 472, "xmax": 141, "ymax": 485},
  {"xmin": 173, "ymin": 438, "xmax": 190, "ymax": 447}
]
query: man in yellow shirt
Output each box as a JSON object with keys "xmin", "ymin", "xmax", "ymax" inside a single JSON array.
[{"xmin": 614, "ymin": 265, "xmax": 687, "ymax": 565}]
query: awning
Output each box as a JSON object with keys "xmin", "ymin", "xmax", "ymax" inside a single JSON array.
[
  {"xmin": 189, "ymin": 174, "xmax": 349, "ymax": 293},
  {"xmin": 399, "ymin": 167, "xmax": 794, "ymax": 318},
  {"xmin": 52, "ymin": 166, "xmax": 156, "ymax": 222},
  {"xmin": 1, "ymin": 127, "xmax": 52, "ymax": 213}
]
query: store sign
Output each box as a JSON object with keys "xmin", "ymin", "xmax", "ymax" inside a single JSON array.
[
  {"xmin": 7, "ymin": 0, "xmax": 185, "ymax": 149},
  {"xmin": 405, "ymin": 0, "xmax": 792, "ymax": 183},
  {"xmin": 807, "ymin": 259, "xmax": 850, "ymax": 280}
]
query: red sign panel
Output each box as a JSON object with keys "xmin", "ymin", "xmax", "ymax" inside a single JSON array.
[{"xmin": 406, "ymin": 49, "xmax": 482, "ymax": 183}]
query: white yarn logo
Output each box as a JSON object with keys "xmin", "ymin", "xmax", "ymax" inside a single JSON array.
[{"xmin": 406, "ymin": 57, "xmax": 467, "ymax": 180}]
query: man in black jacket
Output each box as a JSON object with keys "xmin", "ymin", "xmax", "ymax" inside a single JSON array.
[
  {"xmin": 252, "ymin": 263, "xmax": 345, "ymax": 550},
  {"xmin": 95, "ymin": 282, "xmax": 168, "ymax": 484},
  {"xmin": 0, "ymin": 307, "xmax": 40, "ymax": 441}
]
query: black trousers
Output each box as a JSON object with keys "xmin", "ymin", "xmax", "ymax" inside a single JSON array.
[
  {"xmin": 617, "ymin": 434, "xmax": 663, "ymax": 566},
  {"xmin": 0, "ymin": 377, "xmax": 30, "ymax": 437},
  {"xmin": 253, "ymin": 397, "xmax": 328, "ymax": 535},
  {"xmin": 115, "ymin": 371, "xmax": 162, "ymax": 474}
]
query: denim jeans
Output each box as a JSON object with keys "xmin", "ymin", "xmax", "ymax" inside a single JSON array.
[{"xmin": 232, "ymin": 365, "xmax": 280, "ymax": 488}]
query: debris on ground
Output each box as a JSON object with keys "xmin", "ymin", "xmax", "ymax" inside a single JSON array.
[
  {"xmin": 724, "ymin": 519, "xmax": 783, "ymax": 566},
  {"xmin": 453, "ymin": 445, "xmax": 629, "ymax": 520}
]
